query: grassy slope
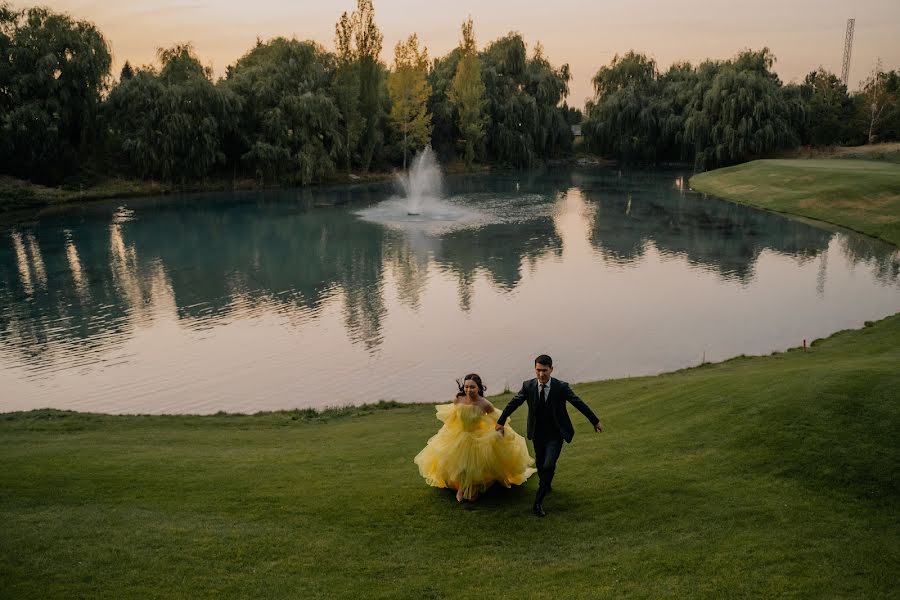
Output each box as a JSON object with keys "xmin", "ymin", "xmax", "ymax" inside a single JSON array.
[
  {"xmin": 689, "ymin": 159, "xmax": 900, "ymax": 246},
  {"xmin": 784, "ymin": 142, "xmax": 900, "ymax": 163},
  {"xmin": 1, "ymin": 314, "xmax": 899, "ymax": 599}
]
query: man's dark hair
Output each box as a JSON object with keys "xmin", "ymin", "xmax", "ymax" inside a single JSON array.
[{"xmin": 535, "ymin": 354, "xmax": 553, "ymax": 367}]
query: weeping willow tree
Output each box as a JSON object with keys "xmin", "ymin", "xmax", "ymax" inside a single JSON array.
[
  {"xmin": 0, "ymin": 4, "xmax": 111, "ymax": 182},
  {"xmin": 479, "ymin": 33, "xmax": 572, "ymax": 167},
  {"xmin": 480, "ymin": 35, "xmax": 534, "ymax": 167},
  {"xmin": 583, "ymin": 51, "xmax": 662, "ymax": 163},
  {"xmin": 388, "ymin": 34, "xmax": 431, "ymax": 169},
  {"xmin": 656, "ymin": 62, "xmax": 697, "ymax": 162},
  {"xmin": 223, "ymin": 38, "xmax": 342, "ymax": 185},
  {"xmin": 448, "ymin": 17, "xmax": 486, "ymax": 168},
  {"xmin": 584, "ymin": 48, "xmax": 803, "ymax": 169},
  {"xmin": 683, "ymin": 49, "xmax": 800, "ymax": 170},
  {"xmin": 527, "ymin": 42, "xmax": 572, "ymax": 159},
  {"xmin": 104, "ymin": 44, "xmax": 238, "ymax": 184}
]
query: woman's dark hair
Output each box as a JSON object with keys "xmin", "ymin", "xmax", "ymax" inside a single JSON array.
[{"xmin": 457, "ymin": 373, "xmax": 486, "ymax": 396}]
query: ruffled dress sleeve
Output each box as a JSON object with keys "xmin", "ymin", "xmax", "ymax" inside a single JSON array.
[{"xmin": 435, "ymin": 402, "xmax": 458, "ymax": 425}]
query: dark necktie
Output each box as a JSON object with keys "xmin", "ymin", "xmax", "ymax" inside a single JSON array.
[{"xmin": 540, "ymin": 384, "xmax": 547, "ymax": 403}]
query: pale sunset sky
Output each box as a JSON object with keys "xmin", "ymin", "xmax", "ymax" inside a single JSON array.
[{"xmin": 32, "ymin": 1, "xmax": 900, "ymax": 107}]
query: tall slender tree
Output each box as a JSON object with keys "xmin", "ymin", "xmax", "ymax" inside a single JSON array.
[
  {"xmin": 388, "ymin": 34, "xmax": 431, "ymax": 169},
  {"xmin": 333, "ymin": 11, "xmax": 360, "ymax": 174},
  {"xmin": 448, "ymin": 17, "xmax": 486, "ymax": 168},
  {"xmin": 861, "ymin": 61, "xmax": 889, "ymax": 144},
  {"xmin": 350, "ymin": 0, "xmax": 384, "ymax": 172}
]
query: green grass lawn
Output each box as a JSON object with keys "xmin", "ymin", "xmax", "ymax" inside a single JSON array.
[
  {"xmin": 690, "ymin": 159, "xmax": 900, "ymax": 246},
  {"xmin": 2, "ymin": 314, "xmax": 899, "ymax": 599},
  {"xmin": 2, "ymin": 157, "xmax": 899, "ymax": 598}
]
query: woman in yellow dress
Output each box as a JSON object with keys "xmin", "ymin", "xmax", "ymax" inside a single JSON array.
[{"xmin": 414, "ymin": 374, "xmax": 536, "ymax": 501}]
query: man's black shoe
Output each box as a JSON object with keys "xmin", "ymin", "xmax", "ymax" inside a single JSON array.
[{"xmin": 532, "ymin": 503, "xmax": 546, "ymax": 517}]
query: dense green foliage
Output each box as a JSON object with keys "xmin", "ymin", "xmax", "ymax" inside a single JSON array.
[
  {"xmin": 222, "ymin": 38, "xmax": 341, "ymax": 185},
  {"xmin": 0, "ymin": 5, "xmax": 110, "ymax": 182},
  {"xmin": 448, "ymin": 18, "xmax": 486, "ymax": 168},
  {"xmin": 341, "ymin": 0, "xmax": 387, "ymax": 173},
  {"xmin": 583, "ymin": 51, "xmax": 662, "ymax": 163},
  {"xmin": 2, "ymin": 311, "xmax": 898, "ymax": 597},
  {"xmin": 104, "ymin": 44, "xmax": 239, "ymax": 184},
  {"xmin": 388, "ymin": 34, "xmax": 431, "ymax": 169},
  {"xmin": 478, "ymin": 36, "xmax": 573, "ymax": 167},
  {"xmin": 800, "ymin": 68, "xmax": 857, "ymax": 146},
  {"xmin": 1, "ymin": 2, "xmax": 899, "ymax": 188},
  {"xmin": 584, "ymin": 48, "xmax": 900, "ymax": 170}
]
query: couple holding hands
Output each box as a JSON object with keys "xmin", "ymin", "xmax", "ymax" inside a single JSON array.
[{"xmin": 414, "ymin": 354, "xmax": 603, "ymax": 517}]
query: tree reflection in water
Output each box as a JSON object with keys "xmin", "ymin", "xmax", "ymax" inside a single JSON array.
[{"xmin": 1, "ymin": 170, "xmax": 897, "ymax": 412}]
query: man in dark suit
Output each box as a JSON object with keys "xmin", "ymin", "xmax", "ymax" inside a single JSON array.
[{"xmin": 495, "ymin": 354, "xmax": 602, "ymax": 517}]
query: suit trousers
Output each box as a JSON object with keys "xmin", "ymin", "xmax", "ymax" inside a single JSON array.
[{"xmin": 533, "ymin": 435, "xmax": 564, "ymax": 505}]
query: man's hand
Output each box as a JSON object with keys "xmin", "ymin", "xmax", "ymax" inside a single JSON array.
[
  {"xmin": 594, "ymin": 421, "xmax": 603, "ymax": 433},
  {"xmin": 495, "ymin": 423, "xmax": 505, "ymax": 435}
]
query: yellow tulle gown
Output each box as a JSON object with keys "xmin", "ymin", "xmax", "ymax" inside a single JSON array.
[{"xmin": 414, "ymin": 402, "xmax": 536, "ymax": 500}]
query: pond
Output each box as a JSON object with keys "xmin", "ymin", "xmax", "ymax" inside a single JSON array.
[{"xmin": 1, "ymin": 168, "xmax": 898, "ymax": 414}]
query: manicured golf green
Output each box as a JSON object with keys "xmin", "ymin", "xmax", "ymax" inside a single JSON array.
[{"xmin": 690, "ymin": 159, "xmax": 900, "ymax": 246}]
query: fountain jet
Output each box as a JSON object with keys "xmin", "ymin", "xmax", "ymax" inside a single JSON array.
[{"xmin": 399, "ymin": 147, "xmax": 443, "ymax": 216}]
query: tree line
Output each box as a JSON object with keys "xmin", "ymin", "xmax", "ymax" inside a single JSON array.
[
  {"xmin": 583, "ymin": 49, "xmax": 900, "ymax": 170},
  {"xmin": 1, "ymin": 1, "xmax": 898, "ymax": 188}
]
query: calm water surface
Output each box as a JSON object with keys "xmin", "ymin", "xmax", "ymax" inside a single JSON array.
[{"xmin": 2, "ymin": 169, "xmax": 899, "ymax": 414}]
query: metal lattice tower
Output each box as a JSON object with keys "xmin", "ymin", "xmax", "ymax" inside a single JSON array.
[{"xmin": 841, "ymin": 18, "xmax": 855, "ymax": 87}]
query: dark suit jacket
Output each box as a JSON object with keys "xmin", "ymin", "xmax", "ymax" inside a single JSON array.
[{"xmin": 497, "ymin": 377, "xmax": 599, "ymax": 443}]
